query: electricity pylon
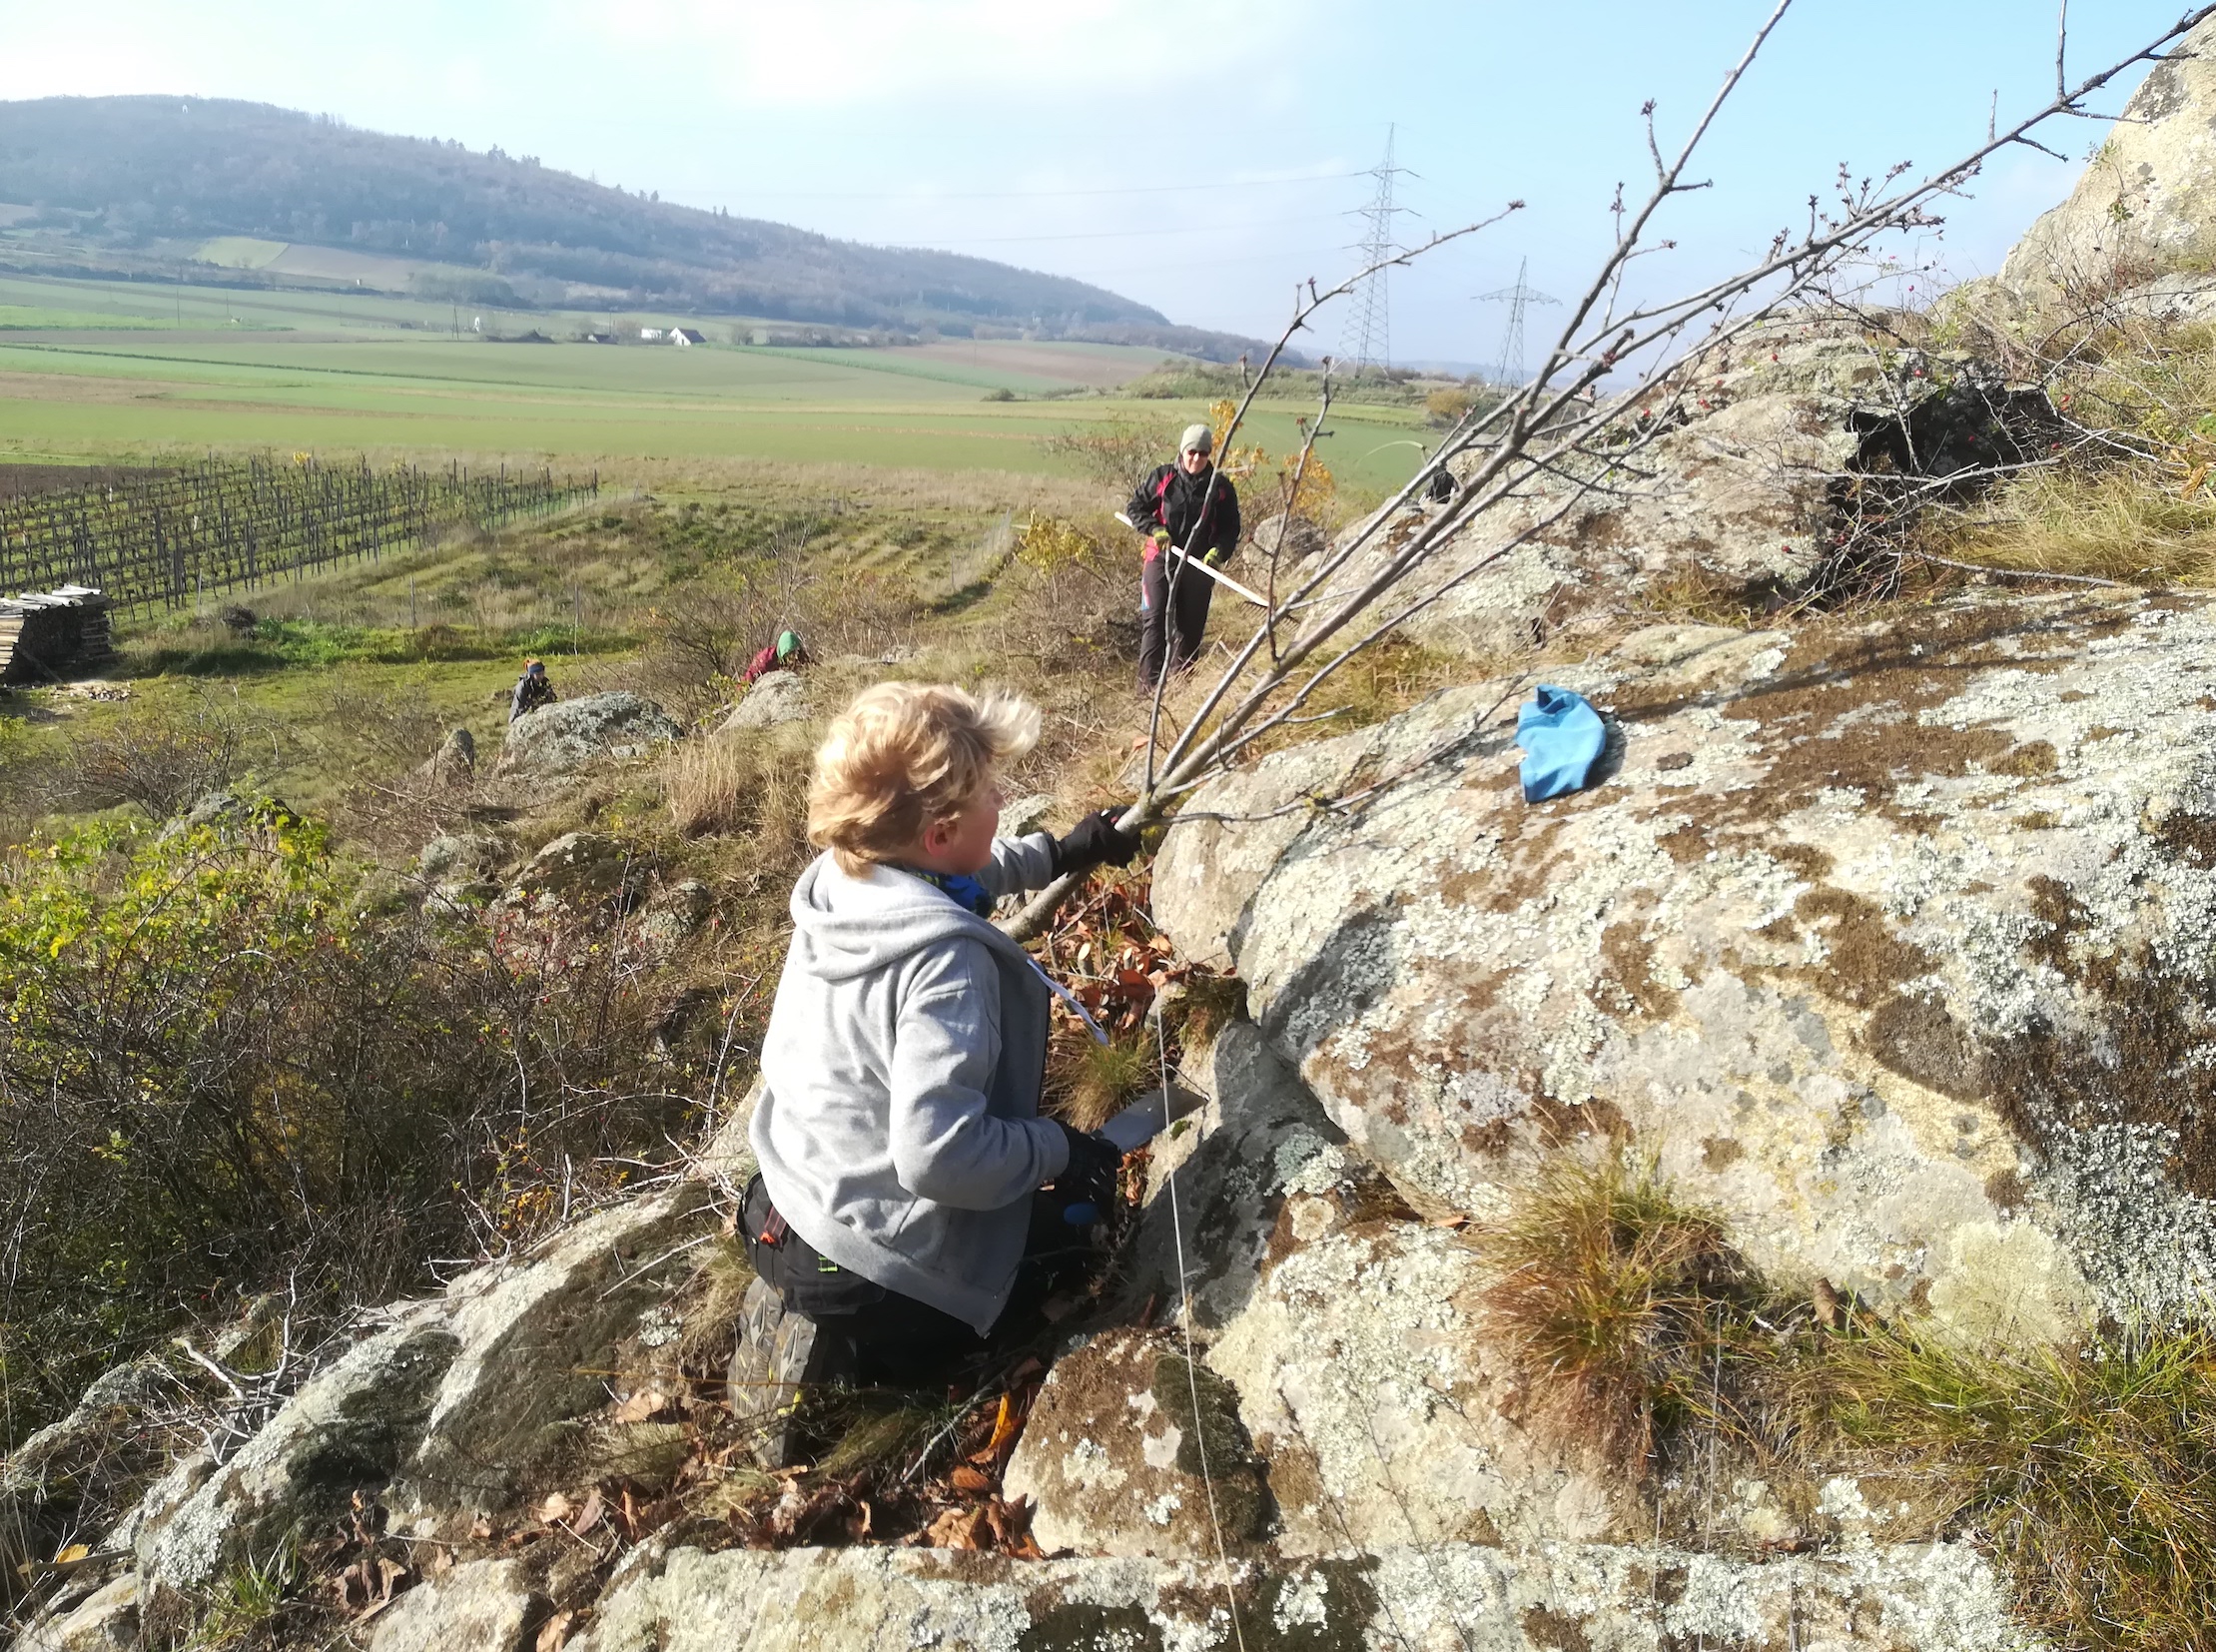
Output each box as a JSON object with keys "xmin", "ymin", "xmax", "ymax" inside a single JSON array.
[
  {"xmin": 1476, "ymin": 258, "xmax": 1559, "ymax": 387},
  {"xmin": 1340, "ymin": 127, "xmax": 1413, "ymax": 379}
]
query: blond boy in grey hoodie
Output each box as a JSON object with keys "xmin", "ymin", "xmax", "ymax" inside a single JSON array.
[{"xmin": 736, "ymin": 682, "xmax": 1137, "ymax": 1453}]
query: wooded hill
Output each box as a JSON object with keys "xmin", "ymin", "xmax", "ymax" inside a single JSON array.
[{"xmin": 0, "ymin": 96, "xmax": 1261, "ymax": 355}]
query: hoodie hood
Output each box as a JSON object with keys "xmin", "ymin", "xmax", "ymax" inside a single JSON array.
[{"xmin": 787, "ymin": 852, "xmax": 1027, "ymax": 984}]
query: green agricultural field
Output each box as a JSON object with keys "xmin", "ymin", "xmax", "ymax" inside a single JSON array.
[
  {"xmin": 0, "ymin": 270, "xmax": 1431, "ymax": 497},
  {"xmin": 0, "ymin": 305, "xmax": 177, "ymax": 330}
]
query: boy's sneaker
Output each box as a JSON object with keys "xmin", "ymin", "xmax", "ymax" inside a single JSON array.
[{"xmin": 729, "ymin": 1278, "xmax": 850, "ymax": 1470}]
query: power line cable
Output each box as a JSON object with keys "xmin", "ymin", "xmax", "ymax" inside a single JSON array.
[
  {"xmin": 887, "ymin": 213, "xmax": 1341, "ymax": 248},
  {"xmin": 721, "ymin": 170, "xmax": 1367, "ymax": 203}
]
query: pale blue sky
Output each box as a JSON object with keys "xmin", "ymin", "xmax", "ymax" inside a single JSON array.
[{"xmin": 0, "ymin": 2, "xmax": 2189, "ymax": 363}]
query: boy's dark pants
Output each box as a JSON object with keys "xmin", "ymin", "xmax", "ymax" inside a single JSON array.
[
  {"xmin": 1138, "ymin": 546, "xmax": 1215, "ymax": 689},
  {"xmin": 743, "ymin": 1174, "xmax": 1090, "ymax": 1389}
]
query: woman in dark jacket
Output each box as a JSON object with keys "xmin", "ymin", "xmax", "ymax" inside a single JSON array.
[{"xmin": 1126, "ymin": 423, "xmax": 1240, "ymax": 689}]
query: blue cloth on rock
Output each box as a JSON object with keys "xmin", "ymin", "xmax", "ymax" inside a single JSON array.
[{"xmin": 1517, "ymin": 685, "xmax": 1607, "ymax": 803}]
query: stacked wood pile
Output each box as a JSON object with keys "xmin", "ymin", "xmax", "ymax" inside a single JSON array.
[
  {"xmin": 0, "ymin": 586, "xmax": 117, "ymax": 685},
  {"xmin": 0, "ymin": 455, "xmax": 597, "ymax": 616}
]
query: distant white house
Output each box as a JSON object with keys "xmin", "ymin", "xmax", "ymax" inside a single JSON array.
[
  {"xmin": 639, "ymin": 327, "xmax": 665, "ymax": 342},
  {"xmin": 670, "ymin": 328, "xmax": 706, "ymax": 347}
]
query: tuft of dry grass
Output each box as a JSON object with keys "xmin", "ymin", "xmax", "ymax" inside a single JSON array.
[
  {"xmin": 1931, "ymin": 461, "xmax": 2216, "ymax": 586},
  {"xmin": 662, "ymin": 731, "xmax": 811, "ymax": 859},
  {"xmin": 1043, "ymin": 1033, "xmax": 1153, "ymax": 1133},
  {"xmin": 1482, "ymin": 1158, "xmax": 1765, "ymax": 1469},
  {"xmin": 1483, "ymin": 1156, "xmax": 2216, "ymax": 1649}
]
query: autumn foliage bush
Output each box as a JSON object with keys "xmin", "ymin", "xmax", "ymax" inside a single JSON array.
[{"xmin": 0, "ymin": 802, "xmax": 696, "ymax": 1441}]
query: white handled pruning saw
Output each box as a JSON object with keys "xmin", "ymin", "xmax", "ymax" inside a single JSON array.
[{"xmin": 1115, "ymin": 512, "xmax": 1269, "ymax": 607}]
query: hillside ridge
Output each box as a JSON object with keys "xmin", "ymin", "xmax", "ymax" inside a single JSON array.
[{"xmin": 0, "ymin": 95, "xmax": 1265, "ymax": 357}]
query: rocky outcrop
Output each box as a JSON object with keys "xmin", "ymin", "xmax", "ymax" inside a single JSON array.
[
  {"xmin": 48, "ymin": 587, "xmax": 2216, "ymax": 1647},
  {"xmin": 502, "ymin": 830, "xmax": 648, "ymax": 913},
  {"xmin": 1298, "ymin": 328, "xmax": 1981, "ymax": 660},
  {"xmin": 2002, "ymin": 14, "xmax": 2216, "ymax": 301},
  {"xmin": 561, "ymin": 1534, "xmax": 2023, "ymax": 1651},
  {"xmin": 715, "ymin": 671, "xmax": 810, "ymax": 732},
  {"xmin": 495, "ymin": 692, "xmax": 681, "ymax": 781},
  {"xmin": 1156, "ymin": 593, "xmax": 2216, "ymax": 1336},
  {"xmin": 9, "ymin": 1007, "xmax": 2028, "ymax": 1652}
]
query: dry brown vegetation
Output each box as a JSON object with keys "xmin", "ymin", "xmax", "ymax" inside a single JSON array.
[
  {"xmin": 1865, "ymin": 295, "xmax": 2216, "ymax": 596},
  {"xmin": 1483, "ymin": 1158, "xmax": 2216, "ymax": 1652}
]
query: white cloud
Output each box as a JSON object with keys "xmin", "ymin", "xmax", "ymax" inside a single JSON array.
[{"xmin": 551, "ymin": 0, "xmax": 1304, "ymax": 108}]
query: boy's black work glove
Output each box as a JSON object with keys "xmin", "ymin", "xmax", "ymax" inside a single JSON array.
[
  {"xmin": 1051, "ymin": 1119, "xmax": 1124, "ymax": 1226},
  {"xmin": 1051, "ymin": 809, "xmax": 1142, "ymax": 879}
]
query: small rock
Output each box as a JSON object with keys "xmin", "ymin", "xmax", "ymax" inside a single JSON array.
[
  {"xmin": 504, "ymin": 832, "xmax": 647, "ymax": 911},
  {"xmin": 15, "ymin": 1570, "xmax": 139, "ymax": 1651},
  {"xmin": 637, "ymin": 879, "xmax": 711, "ymax": 958},
  {"xmin": 367, "ymin": 1558, "xmax": 540, "ymax": 1652},
  {"xmin": 1249, "ymin": 511, "xmax": 1325, "ymax": 566},
  {"xmin": 1000, "ymin": 794, "xmax": 1057, "ymax": 837},
  {"xmin": 413, "ymin": 728, "xmax": 476, "ymax": 786},
  {"xmin": 1003, "ymin": 1329, "xmax": 1268, "ymax": 1558},
  {"xmin": 416, "ymin": 833, "xmax": 505, "ymax": 884},
  {"xmin": 1121, "ymin": 1021, "xmax": 1353, "ymax": 1330}
]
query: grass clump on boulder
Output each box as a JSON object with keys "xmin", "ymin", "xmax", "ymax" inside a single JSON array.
[
  {"xmin": 1808, "ymin": 1321, "xmax": 2216, "ymax": 1652},
  {"xmin": 1484, "ymin": 1155, "xmax": 2216, "ymax": 1650},
  {"xmin": 1481, "ymin": 1157, "xmax": 1768, "ymax": 1469}
]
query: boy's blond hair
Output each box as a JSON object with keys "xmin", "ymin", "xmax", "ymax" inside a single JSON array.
[{"xmin": 808, "ymin": 682, "xmax": 1041, "ymax": 875}]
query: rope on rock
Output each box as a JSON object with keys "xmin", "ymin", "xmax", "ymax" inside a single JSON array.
[{"xmin": 1153, "ymin": 991, "xmax": 1250, "ymax": 1652}]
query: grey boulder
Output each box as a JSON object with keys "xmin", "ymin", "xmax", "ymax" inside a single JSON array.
[
  {"xmin": 716, "ymin": 671, "xmax": 810, "ymax": 733},
  {"xmin": 1156, "ymin": 592, "xmax": 2216, "ymax": 1344},
  {"xmin": 496, "ymin": 692, "xmax": 681, "ymax": 780}
]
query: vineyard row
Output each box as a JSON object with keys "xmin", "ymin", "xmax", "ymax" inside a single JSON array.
[{"xmin": 0, "ymin": 456, "xmax": 599, "ymax": 614}]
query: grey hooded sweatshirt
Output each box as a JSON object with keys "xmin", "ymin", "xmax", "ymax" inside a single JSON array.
[{"xmin": 749, "ymin": 835, "xmax": 1072, "ymax": 1333}]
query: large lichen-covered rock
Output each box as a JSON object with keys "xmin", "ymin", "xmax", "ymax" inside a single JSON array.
[
  {"xmin": 120, "ymin": 1191, "xmax": 707, "ymax": 1598},
  {"xmin": 1157, "ymin": 593, "xmax": 2216, "ymax": 1336},
  {"xmin": 1002, "ymin": 1329, "xmax": 1270, "ymax": 1559},
  {"xmin": 1208, "ymin": 1219, "xmax": 1630, "ymax": 1554},
  {"xmin": 565, "ymin": 1533, "xmax": 2026, "ymax": 1651},
  {"xmin": 1295, "ymin": 328, "xmax": 1961, "ymax": 660},
  {"xmin": 2002, "ymin": 13, "xmax": 2216, "ymax": 301},
  {"xmin": 389, "ymin": 1191, "xmax": 711, "ymax": 1522},
  {"xmin": 495, "ymin": 691, "xmax": 681, "ymax": 780},
  {"xmin": 1117, "ymin": 1020, "xmax": 1359, "ymax": 1331},
  {"xmin": 135, "ymin": 1312, "xmax": 459, "ymax": 1593}
]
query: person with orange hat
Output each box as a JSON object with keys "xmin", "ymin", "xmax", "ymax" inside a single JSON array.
[{"xmin": 509, "ymin": 658, "xmax": 557, "ymax": 722}]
